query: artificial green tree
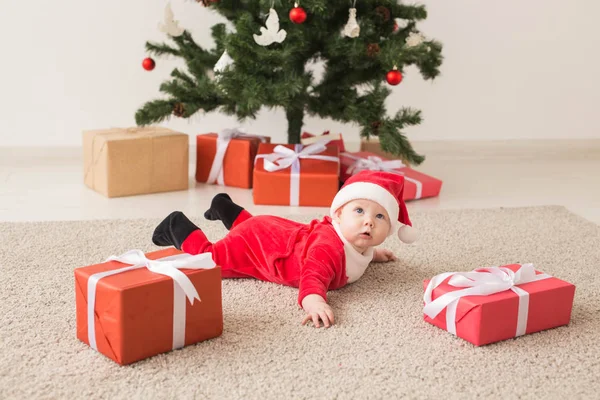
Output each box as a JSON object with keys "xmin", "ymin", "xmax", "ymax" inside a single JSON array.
[{"xmin": 135, "ymin": 0, "xmax": 443, "ymax": 165}]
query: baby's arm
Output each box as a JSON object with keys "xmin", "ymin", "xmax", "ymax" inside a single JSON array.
[
  {"xmin": 372, "ymin": 247, "xmax": 397, "ymax": 262},
  {"xmin": 298, "ymin": 247, "xmax": 337, "ymax": 328}
]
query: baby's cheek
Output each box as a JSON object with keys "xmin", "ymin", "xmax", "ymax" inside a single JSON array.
[{"xmin": 379, "ymin": 220, "xmax": 390, "ymax": 232}]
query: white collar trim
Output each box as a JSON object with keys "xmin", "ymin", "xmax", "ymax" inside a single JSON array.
[{"xmin": 331, "ymin": 220, "xmax": 375, "ymax": 283}]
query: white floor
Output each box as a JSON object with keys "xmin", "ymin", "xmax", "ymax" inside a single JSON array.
[{"xmin": 1, "ymin": 140, "xmax": 599, "ymax": 224}]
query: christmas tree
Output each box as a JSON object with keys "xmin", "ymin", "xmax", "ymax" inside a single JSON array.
[{"xmin": 135, "ymin": 0, "xmax": 443, "ymax": 165}]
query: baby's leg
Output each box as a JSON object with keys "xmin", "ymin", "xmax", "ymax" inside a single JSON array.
[
  {"xmin": 152, "ymin": 211, "xmax": 267, "ymax": 280},
  {"xmin": 182, "ymin": 218, "xmax": 286, "ymax": 281},
  {"xmin": 152, "ymin": 211, "xmax": 198, "ymax": 250},
  {"xmin": 181, "ymin": 229, "xmax": 254, "ymax": 278},
  {"xmin": 203, "ymin": 193, "xmax": 252, "ymax": 230}
]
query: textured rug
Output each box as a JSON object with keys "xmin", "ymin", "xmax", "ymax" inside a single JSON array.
[{"xmin": 1, "ymin": 206, "xmax": 599, "ymax": 399}]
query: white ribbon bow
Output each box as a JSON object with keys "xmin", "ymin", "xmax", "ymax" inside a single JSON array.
[
  {"xmin": 341, "ymin": 152, "xmax": 423, "ymax": 199},
  {"xmin": 255, "ymin": 137, "xmax": 340, "ymax": 206},
  {"xmin": 206, "ymin": 127, "xmax": 267, "ymax": 185},
  {"xmin": 343, "ymin": 153, "xmax": 406, "ymax": 175},
  {"xmin": 261, "ymin": 137, "xmax": 338, "ymax": 172},
  {"xmin": 87, "ymin": 250, "xmax": 216, "ymax": 351},
  {"xmin": 423, "ymin": 263, "xmax": 551, "ymax": 337}
]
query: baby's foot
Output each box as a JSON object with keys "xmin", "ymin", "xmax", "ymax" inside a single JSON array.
[
  {"xmin": 203, "ymin": 193, "xmax": 233, "ymax": 221},
  {"xmin": 152, "ymin": 211, "xmax": 199, "ymax": 250},
  {"xmin": 203, "ymin": 193, "xmax": 244, "ymax": 230}
]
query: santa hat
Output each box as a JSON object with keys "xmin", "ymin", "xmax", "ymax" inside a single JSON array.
[{"xmin": 329, "ymin": 170, "xmax": 418, "ymax": 244}]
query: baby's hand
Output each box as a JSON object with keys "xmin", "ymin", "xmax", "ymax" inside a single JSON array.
[
  {"xmin": 373, "ymin": 248, "xmax": 396, "ymax": 262},
  {"xmin": 301, "ymin": 294, "xmax": 334, "ymax": 328}
]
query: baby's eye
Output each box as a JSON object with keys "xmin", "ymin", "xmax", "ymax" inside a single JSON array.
[
  {"xmin": 376, "ymin": 213, "xmax": 385, "ymax": 219},
  {"xmin": 355, "ymin": 207, "xmax": 364, "ymax": 214}
]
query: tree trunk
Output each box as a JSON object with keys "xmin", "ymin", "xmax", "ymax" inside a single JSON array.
[{"xmin": 285, "ymin": 105, "xmax": 303, "ymax": 144}]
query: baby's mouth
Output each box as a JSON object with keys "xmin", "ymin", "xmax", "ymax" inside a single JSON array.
[{"xmin": 359, "ymin": 231, "xmax": 371, "ymax": 238}]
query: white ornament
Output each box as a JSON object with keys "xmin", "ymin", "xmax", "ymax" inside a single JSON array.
[
  {"xmin": 158, "ymin": 2, "xmax": 184, "ymax": 37},
  {"xmin": 405, "ymin": 32, "xmax": 426, "ymax": 47},
  {"xmin": 214, "ymin": 50, "xmax": 234, "ymax": 74},
  {"xmin": 394, "ymin": 18, "xmax": 409, "ymax": 30},
  {"xmin": 253, "ymin": 8, "xmax": 287, "ymax": 46},
  {"xmin": 343, "ymin": 8, "xmax": 360, "ymax": 38}
]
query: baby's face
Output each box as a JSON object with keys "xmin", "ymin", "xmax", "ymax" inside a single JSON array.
[{"xmin": 333, "ymin": 199, "xmax": 391, "ymax": 254}]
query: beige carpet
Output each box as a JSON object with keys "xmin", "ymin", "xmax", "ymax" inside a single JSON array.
[{"xmin": 1, "ymin": 206, "xmax": 599, "ymax": 399}]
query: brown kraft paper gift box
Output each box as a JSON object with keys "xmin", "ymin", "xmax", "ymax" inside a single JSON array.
[{"xmin": 83, "ymin": 127, "xmax": 189, "ymax": 198}]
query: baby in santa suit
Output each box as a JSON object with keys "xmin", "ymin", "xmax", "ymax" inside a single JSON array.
[{"xmin": 152, "ymin": 170, "xmax": 417, "ymax": 328}]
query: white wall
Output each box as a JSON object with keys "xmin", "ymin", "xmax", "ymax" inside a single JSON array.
[{"xmin": 0, "ymin": 0, "xmax": 598, "ymax": 147}]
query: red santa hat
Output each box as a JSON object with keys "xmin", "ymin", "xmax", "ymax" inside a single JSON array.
[{"xmin": 329, "ymin": 170, "xmax": 418, "ymax": 244}]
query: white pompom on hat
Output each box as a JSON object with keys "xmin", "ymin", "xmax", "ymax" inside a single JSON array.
[{"xmin": 330, "ymin": 170, "xmax": 418, "ymax": 244}]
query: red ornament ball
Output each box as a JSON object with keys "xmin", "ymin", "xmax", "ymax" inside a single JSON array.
[
  {"xmin": 289, "ymin": 5, "xmax": 307, "ymax": 24},
  {"xmin": 142, "ymin": 57, "xmax": 155, "ymax": 71},
  {"xmin": 386, "ymin": 69, "xmax": 403, "ymax": 85}
]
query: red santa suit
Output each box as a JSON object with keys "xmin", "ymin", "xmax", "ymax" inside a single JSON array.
[
  {"xmin": 180, "ymin": 170, "xmax": 416, "ymax": 307},
  {"xmin": 182, "ymin": 213, "xmax": 374, "ymax": 306}
]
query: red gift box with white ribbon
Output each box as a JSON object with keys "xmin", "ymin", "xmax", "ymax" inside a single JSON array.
[
  {"xmin": 196, "ymin": 128, "xmax": 270, "ymax": 189},
  {"xmin": 340, "ymin": 151, "xmax": 442, "ymax": 201},
  {"xmin": 75, "ymin": 249, "xmax": 223, "ymax": 365},
  {"xmin": 253, "ymin": 138, "xmax": 340, "ymax": 206},
  {"xmin": 423, "ymin": 263, "xmax": 576, "ymax": 346}
]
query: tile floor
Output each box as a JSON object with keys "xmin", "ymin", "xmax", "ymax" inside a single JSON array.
[{"xmin": 0, "ymin": 140, "xmax": 598, "ymax": 224}]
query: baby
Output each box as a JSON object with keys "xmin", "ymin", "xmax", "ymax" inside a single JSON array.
[{"xmin": 152, "ymin": 170, "xmax": 417, "ymax": 328}]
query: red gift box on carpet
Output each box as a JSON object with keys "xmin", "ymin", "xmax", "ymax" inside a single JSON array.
[
  {"xmin": 301, "ymin": 131, "xmax": 346, "ymax": 153},
  {"xmin": 423, "ymin": 263, "xmax": 576, "ymax": 346},
  {"xmin": 340, "ymin": 151, "xmax": 442, "ymax": 201},
  {"xmin": 253, "ymin": 140, "xmax": 340, "ymax": 206},
  {"xmin": 74, "ymin": 248, "xmax": 223, "ymax": 365},
  {"xmin": 196, "ymin": 129, "xmax": 270, "ymax": 189}
]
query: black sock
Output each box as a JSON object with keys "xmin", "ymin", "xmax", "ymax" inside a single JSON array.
[
  {"xmin": 152, "ymin": 211, "xmax": 199, "ymax": 250},
  {"xmin": 203, "ymin": 193, "xmax": 244, "ymax": 230}
]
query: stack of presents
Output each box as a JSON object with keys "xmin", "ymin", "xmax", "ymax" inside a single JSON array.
[
  {"xmin": 82, "ymin": 126, "xmax": 443, "ymax": 204},
  {"xmin": 76, "ymin": 127, "xmax": 575, "ymax": 365}
]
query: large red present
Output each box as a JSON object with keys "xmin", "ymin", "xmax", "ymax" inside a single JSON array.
[
  {"xmin": 423, "ymin": 263, "xmax": 576, "ymax": 346},
  {"xmin": 340, "ymin": 151, "xmax": 442, "ymax": 201},
  {"xmin": 301, "ymin": 131, "xmax": 346, "ymax": 153},
  {"xmin": 75, "ymin": 248, "xmax": 222, "ymax": 365},
  {"xmin": 253, "ymin": 140, "xmax": 340, "ymax": 206},
  {"xmin": 196, "ymin": 129, "xmax": 270, "ymax": 188}
]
